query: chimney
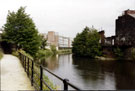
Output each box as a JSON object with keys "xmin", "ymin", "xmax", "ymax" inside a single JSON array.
[{"xmin": 124, "ymin": 9, "xmax": 135, "ymax": 15}]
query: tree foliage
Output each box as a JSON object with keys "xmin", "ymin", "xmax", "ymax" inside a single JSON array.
[
  {"xmin": 131, "ymin": 48, "xmax": 135, "ymax": 60},
  {"xmin": 72, "ymin": 26, "xmax": 102, "ymax": 58},
  {"xmin": 2, "ymin": 7, "xmax": 41, "ymax": 57},
  {"xmin": 50, "ymin": 45, "xmax": 57, "ymax": 55},
  {"xmin": 39, "ymin": 34, "xmax": 47, "ymax": 50},
  {"xmin": 113, "ymin": 47, "xmax": 123, "ymax": 60}
]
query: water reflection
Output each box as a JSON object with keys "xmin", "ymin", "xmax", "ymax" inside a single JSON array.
[
  {"xmin": 114, "ymin": 61, "xmax": 135, "ymax": 89},
  {"xmin": 42, "ymin": 54, "xmax": 135, "ymax": 90}
]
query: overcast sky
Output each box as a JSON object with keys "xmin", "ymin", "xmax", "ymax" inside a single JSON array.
[{"xmin": 0, "ymin": 0, "xmax": 135, "ymax": 38}]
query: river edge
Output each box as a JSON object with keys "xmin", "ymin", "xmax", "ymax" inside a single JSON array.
[{"xmin": 95, "ymin": 56, "xmax": 135, "ymax": 62}]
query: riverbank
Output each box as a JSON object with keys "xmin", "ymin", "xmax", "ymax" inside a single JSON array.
[
  {"xmin": 95, "ymin": 56, "xmax": 116, "ymax": 61},
  {"xmin": 57, "ymin": 49, "xmax": 72, "ymax": 54},
  {"xmin": 95, "ymin": 56, "xmax": 135, "ymax": 62}
]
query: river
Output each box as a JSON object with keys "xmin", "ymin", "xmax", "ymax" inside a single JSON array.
[{"xmin": 41, "ymin": 54, "xmax": 135, "ymax": 90}]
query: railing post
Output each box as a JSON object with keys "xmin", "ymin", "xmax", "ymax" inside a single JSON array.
[
  {"xmin": 63, "ymin": 79, "xmax": 69, "ymax": 90},
  {"xmin": 40, "ymin": 66, "xmax": 43, "ymax": 91},
  {"xmin": 27, "ymin": 58, "xmax": 29, "ymax": 77},
  {"xmin": 19, "ymin": 52, "xmax": 21, "ymax": 60},
  {"xmin": 23, "ymin": 55, "xmax": 25, "ymax": 68},
  {"xmin": 23, "ymin": 55, "xmax": 24, "ymax": 66},
  {"xmin": 31, "ymin": 61, "xmax": 34, "ymax": 86},
  {"xmin": 25, "ymin": 56, "xmax": 26, "ymax": 72},
  {"xmin": 20, "ymin": 53, "xmax": 22, "ymax": 61}
]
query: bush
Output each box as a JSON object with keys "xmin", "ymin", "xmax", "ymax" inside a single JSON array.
[
  {"xmin": 18, "ymin": 49, "xmax": 33, "ymax": 60},
  {"xmin": 50, "ymin": 45, "xmax": 57, "ymax": 55},
  {"xmin": 36, "ymin": 49, "xmax": 53, "ymax": 60},
  {"xmin": 12, "ymin": 51, "xmax": 19, "ymax": 57},
  {"xmin": 113, "ymin": 47, "xmax": 123, "ymax": 60}
]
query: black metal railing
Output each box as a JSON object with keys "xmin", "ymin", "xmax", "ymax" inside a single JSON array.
[{"xmin": 19, "ymin": 52, "xmax": 81, "ymax": 90}]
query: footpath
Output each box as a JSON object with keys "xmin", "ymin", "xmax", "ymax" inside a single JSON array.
[{"xmin": 1, "ymin": 54, "xmax": 34, "ymax": 90}]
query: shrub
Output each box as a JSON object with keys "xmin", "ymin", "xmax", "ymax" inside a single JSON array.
[
  {"xmin": 50, "ymin": 45, "xmax": 57, "ymax": 55},
  {"xmin": 12, "ymin": 51, "xmax": 19, "ymax": 57},
  {"xmin": 36, "ymin": 49, "xmax": 53, "ymax": 60},
  {"xmin": 113, "ymin": 47, "xmax": 123, "ymax": 60}
]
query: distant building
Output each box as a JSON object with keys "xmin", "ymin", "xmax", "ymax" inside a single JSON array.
[
  {"xmin": 115, "ymin": 9, "xmax": 135, "ymax": 46},
  {"xmin": 47, "ymin": 31, "xmax": 59, "ymax": 46},
  {"xmin": 99, "ymin": 10, "xmax": 135, "ymax": 47},
  {"xmin": 98, "ymin": 31, "xmax": 105, "ymax": 45},
  {"xmin": 40, "ymin": 31, "xmax": 72, "ymax": 48}
]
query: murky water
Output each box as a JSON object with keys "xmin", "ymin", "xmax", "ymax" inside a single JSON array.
[{"xmin": 42, "ymin": 54, "xmax": 135, "ymax": 90}]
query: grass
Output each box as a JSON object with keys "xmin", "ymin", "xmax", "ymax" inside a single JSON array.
[
  {"xmin": 57, "ymin": 49, "xmax": 72, "ymax": 54},
  {"xmin": 0, "ymin": 49, "xmax": 3, "ymax": 60},
  {"xmin": 24, "ymin": 57, "xmax": 56, "ymax": 90},
  {"xmin": 36, "ymin": 49, "xmax": 53, "ymax": 60},
  {"xmin": 32, "ymin": 65, "xmax": 56, "ymax": 90},
  {"xmin": 12, "ymin": 49, "xmax": 33, "ymax": 60}
]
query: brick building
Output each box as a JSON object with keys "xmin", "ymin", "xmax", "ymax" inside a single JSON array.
[
  {"xmin": 40, "ymin": 31, "xmax": 72, "ymax": 48},
  {"xmin": 47, "ymin": 31, "xmax": 59, "ymax": 46},
  {"xmin": 99, "ymin": 10, "xmax": 135, "ymax": 47},
  {"xmin": 98, "ymin": 31, "xmax": 105, "ymax": 45},
  {"xmin": 115, "ymin": 9, "xmax": 135, "ymax": 46}
]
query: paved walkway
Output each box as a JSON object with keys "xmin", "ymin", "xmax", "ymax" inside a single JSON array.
[{"xmin": 1, "ymin": 54, "xmax": 34, "ymax": 90}]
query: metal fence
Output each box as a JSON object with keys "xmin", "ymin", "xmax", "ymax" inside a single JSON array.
[{"xmin": 19, "ymin": 52, "xmax": 81, "ymax": 90}]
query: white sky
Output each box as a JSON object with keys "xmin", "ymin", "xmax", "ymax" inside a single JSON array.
[{"xmin": 0, "ymin": 0, "xmax": 135, "ymax": 38}]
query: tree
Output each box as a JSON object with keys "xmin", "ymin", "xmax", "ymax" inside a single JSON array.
[
  {"xmin": 2, "ymin": 7, "xmax": 41, "ymax": 57},
  {"xmin": 39, "ymin": 34, "xmax": 47, "ymax": 50},
  {"xmin": 72, "ymin": 26, "xmax": 102, "ymax": 58}
]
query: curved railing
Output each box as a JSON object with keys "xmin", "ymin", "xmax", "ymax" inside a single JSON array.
[{"xmin": 19, "ymin": 52, "xmax": 81, "ymax": 90}]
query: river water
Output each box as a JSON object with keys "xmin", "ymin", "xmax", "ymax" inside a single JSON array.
[{"xmin": 41, "ymin": 54, "xmax": 135, "ymax": 90}]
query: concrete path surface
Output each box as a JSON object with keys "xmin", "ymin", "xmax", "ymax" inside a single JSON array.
[{"xmin": 1, "ymin": 54, "xmax": 35, "ymax": 90}]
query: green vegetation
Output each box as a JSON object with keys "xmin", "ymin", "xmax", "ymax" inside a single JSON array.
[
  {"xmin": 39, "ymin": 34, "xmax": 47, "ymax": 50},
  {"xmin": 72, "ymin": 26, "xmax": 102, "ymax": 58},
  {"xmin": 17, "ymin": 50, "xmax": 56, "ymax": 90},
  {"xmin": 2, "ymin": 7, "xmax": 41, "ymax": 58},
  {"xmin": 0, "ymin": 50, "xmax": 3, "ymax": 60},
  {"xmin": 35, "ymin": 44, "xmax": 58, "ymax": 60},
  {"xmin": 113, "ymin": 47, "xmax": 123, "ymax": 60},
  {"xmin": 131, "ymin": 48, "xmax": 135, "ymax": 60},
  {"xmin": 12, "ymin": 49, "xmax": 33, "ymax": 59},
  {"xmin": 32, "ymin": 65, "xmax": 56, "ymax": 90},
  {"xmin": 50, "ymin": 45, "xmax": 57, "ymax": 55},
  {"xmin": 58, "ymin": 49, "xmax": 72, "ymax": 54},
  {"xmin": 36, "ymin": 49, "xmax": 53, "ymax": 60}
]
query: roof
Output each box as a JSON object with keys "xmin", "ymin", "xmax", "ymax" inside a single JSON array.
[
  {"xmin": 124, "ymin": 10, "xmax": 135, "ymax": 18},
  {"xmin": 128, "ymin": 14, "xmax": 135, "ymax": 18}
]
